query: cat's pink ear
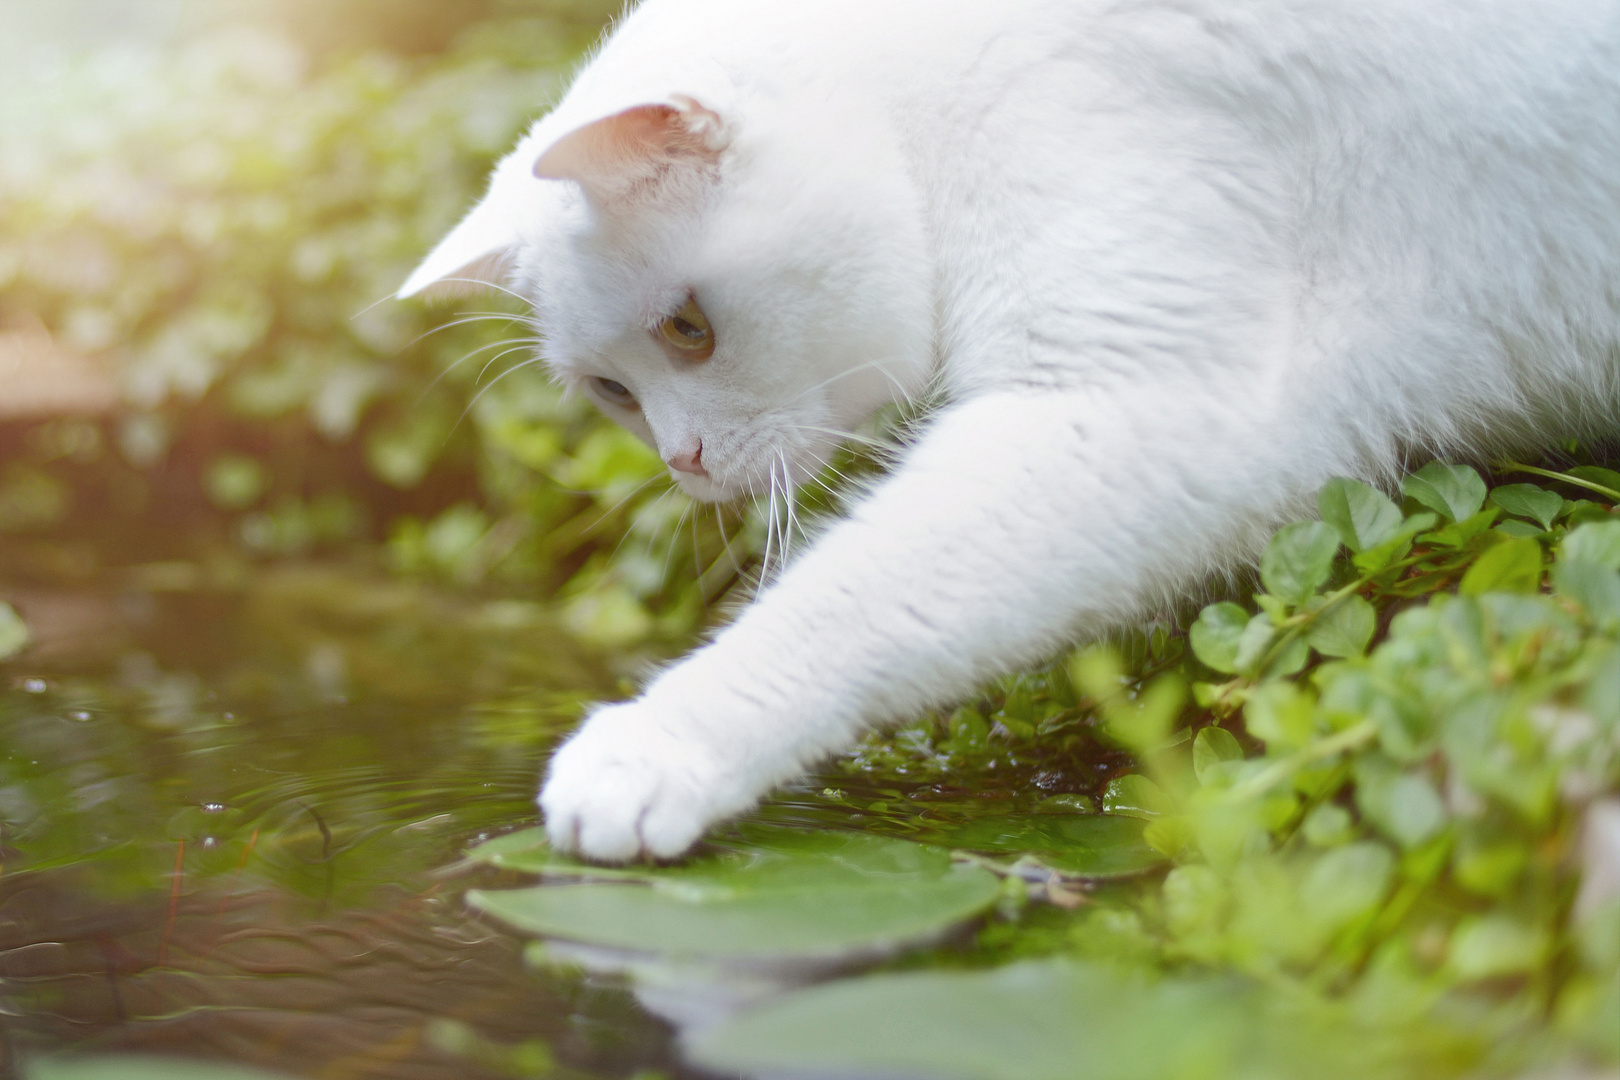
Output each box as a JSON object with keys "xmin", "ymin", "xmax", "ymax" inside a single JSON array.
[{"xmin": 533, "ymin": 99, "xmax": 726, "ymax": 204}]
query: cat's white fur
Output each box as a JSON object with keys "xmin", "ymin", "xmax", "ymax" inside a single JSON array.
[{"xmin": 404, "ymin": 0, "xmax": 1620, "ymax": 861}]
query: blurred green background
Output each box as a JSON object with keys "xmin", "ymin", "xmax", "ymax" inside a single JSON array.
[{"xmin": 0, "ymin": 0, "xmax": 760, "ymax": 655}]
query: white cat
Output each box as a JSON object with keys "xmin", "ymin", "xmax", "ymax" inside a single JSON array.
[{"xmin": 402, "ymin": 0, "xmax": 1620, "ymax": 861}]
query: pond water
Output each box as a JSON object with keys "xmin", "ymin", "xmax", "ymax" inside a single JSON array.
[
  {"xmin": 0, "ymin": 558, "xmax": 1140, "ymax": 1080},
  {"xmin": 0, "ymin": 564, "xmax": 686, "ymax": 1078}
]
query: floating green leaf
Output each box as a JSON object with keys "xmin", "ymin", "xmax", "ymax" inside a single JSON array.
[
  {"xmin": 687, "ymin": 959, "xmax": 1467, "ymax": 1080},
  {"xmin": 1101, "ymin": 775, "xmax": 1171, "ymax": 819},
  {"xmin": 940, "ymin": 814, "xmax": 1166, "ymax": 879},
  {"xmin": 1489, "ymin": 485, "xmax": 1563, "ymax": 530},
  {"xmin": 467, "ymin": 827, "xmax": 1001, "ymax": 960},
  {"xmin": 1402, "ymin": 463, "xmax": 1486, "ymax": 523},
  {"xmin": 688, "ymin": 961, "xmax": 1246, "ymax": 1080},
  {"xmin": 1318, "ymin": 478, "xmax": 1403, "ymax": 552},
  {"xmin": 1260, "ymin": 521, "xmax": 1341, "ymax": 603}
]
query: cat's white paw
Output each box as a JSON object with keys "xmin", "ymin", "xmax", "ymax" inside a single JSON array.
[{"xmin": 539, "ymin": 701, "xmax": 734, "ymax": 862}]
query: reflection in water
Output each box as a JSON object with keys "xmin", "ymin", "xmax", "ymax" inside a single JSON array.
[{"xmin": 0, "ymin": 571, "xmax": 687, "ymax": 1078}]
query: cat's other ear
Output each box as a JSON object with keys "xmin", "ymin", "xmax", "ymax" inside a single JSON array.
[
  {"xmin": 534, "ymin": 98, "xmax": 727, "ymax": 206},
  {"xmin": 397, "ymin": 156, "xmax": 532, "ymax": 300}
]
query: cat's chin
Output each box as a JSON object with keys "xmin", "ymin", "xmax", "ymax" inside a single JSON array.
[{"xmin": 670, "ymin": 471, "xmax": 735, "ymax": 504}]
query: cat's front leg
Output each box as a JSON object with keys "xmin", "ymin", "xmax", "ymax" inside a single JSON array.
[{"xmin": 542, "ymin": 386, "xmax": 1329, "ymax": 861}]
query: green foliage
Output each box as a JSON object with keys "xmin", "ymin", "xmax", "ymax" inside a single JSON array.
[
  {"xmin": 1, "ymin": 13, "xmax": 759, "ymax": 644},
  {"xmin": 811, "ymin": 463, "xmax": 1617, "ymax": 1078}
]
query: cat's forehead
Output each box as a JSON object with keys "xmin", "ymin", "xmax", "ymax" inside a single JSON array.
[{"xmin": 519, "ymin": 196, "xmax": 702, "ymax": 364}]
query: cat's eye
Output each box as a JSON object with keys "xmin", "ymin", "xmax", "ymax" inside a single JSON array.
[
  {"xmin": 654, "ymin": 295, "xmax": 715, "ymax": 361},
  {"xmin": 589, "ymin": 376, "xmax": 638, "ymax": 409}
]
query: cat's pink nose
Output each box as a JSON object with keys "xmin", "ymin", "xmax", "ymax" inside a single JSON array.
[{"xmin": 666, "ymin": 441, "xmax": 707, "ymax": 477}]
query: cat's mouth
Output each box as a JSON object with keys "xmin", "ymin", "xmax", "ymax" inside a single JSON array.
[
  {"xmin": 669, "ymin": 449, "xmax": 824, "ymax": 506},
  {"xmin": 669, "ymin": 469, "xmax": 733, "ymax": 503}
]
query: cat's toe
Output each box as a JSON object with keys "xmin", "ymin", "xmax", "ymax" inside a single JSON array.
[{"xmin": 538, "ymin": 702, "xmax": 718, "ymax": 863}]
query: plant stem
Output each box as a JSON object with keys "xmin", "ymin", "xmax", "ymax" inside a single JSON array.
[{"xmin": 1498, "ymin": 461, "xmax": 1620, "ymax": 502}]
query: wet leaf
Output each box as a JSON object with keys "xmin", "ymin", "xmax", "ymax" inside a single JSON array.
[
  {"xmin": 467, "ymin": 827, "xmax": 1001, "ymax": 960},
  {"xmin": 1101, "ymin": 775, "xmax": 1170, "ymax": 819},
  {"xmin": 688, "ymin": 959, "xmax": 1462, "ymax": 1080},
  {"xmin": 940, "ymin": 814, "xmax": 1167, "ymax": 879},
  {"xmin": 1402, "ymin": 463, "xmax": 1486, "ymax": 523},
  {"xmin": 688, "ymin": 961, "xmax": 1248, "ymax": 1080}
]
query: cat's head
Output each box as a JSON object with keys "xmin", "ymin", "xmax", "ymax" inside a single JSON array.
[{"xmin": 400, "ymin": 89, "xmax": 934, "ymax": 503}]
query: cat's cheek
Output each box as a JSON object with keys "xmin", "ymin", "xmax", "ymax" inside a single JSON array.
[{"xmin": 539, "ymin": 700, "xmax": 742, "ymax": 861}]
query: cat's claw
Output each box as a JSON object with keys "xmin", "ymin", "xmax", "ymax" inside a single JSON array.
[{"xmin": 539, "ymin": 701, "xmax": 730, "ymax": 862}]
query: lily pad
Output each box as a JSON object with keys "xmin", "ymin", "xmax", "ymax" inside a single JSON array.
[
  {"xmin": 940, "ymin": 814, "xmax": 1165, "ymax": 879},
  {"xmin": 465, "ymin": 826, "xmax": 652, "ymax": 880},
  {"xmin": 688, "ymin": 960, "xmax": 1249, "ymax": 1080},
  {"xmin": 467, "ymin": 827, "xmax": 1001, "ymax": 961},
  {"xmin": 687, "ymin": 959, "xmax": 1473, "ymax": 1080}
]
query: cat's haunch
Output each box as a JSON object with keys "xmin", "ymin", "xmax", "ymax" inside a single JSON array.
[{"xmin": 404, "ymin": 0, "xmax": 1620, "ymax": 861}]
